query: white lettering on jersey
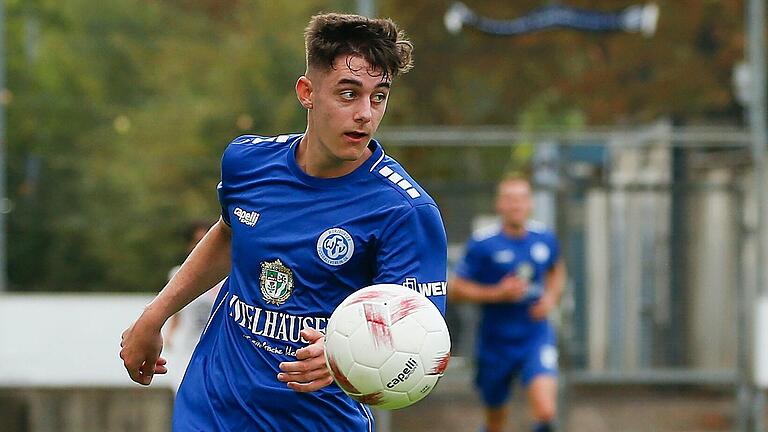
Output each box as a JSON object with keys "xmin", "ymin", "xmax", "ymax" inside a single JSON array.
[
  {"xmin": 234, "ymin": 207, "xmax": 260, "ymax": 227},
  {"xmin": 229, "ymin": 294, "xmax": 327, "ymax": 346},
  {"xmin": 403, "ymin": 277, "xmax": 447, "ymax": 297}
]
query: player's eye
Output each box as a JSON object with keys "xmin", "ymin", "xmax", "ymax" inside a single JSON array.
[
  {"xmin": 340, "ymin": 90, "xmax": 355, "ymax": 100},
  {"xmin": 372, "ymin": 93, "xmax": 387, "ymax": 103}
]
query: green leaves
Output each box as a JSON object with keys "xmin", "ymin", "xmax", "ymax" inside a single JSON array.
[
  {"xmin": 7, "ymin": 0, "xmax": 322, "ymax": 291},
  {"xmin": 6, "ymin": 0, "xmax": 747, "ymax": 291}
]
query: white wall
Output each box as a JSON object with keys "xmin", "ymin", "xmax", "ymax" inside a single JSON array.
[{"xmin": 0, "ymin": 294, "xmax": 174, "ymax": 389}]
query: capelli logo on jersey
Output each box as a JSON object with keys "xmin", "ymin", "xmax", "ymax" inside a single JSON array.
[{"xmin": 234, "ymin": 207, "xmax": 260, "ymax": 227}]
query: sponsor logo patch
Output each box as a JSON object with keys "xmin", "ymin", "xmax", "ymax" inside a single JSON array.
[
  {"xmin": 493, "ymin": 249, "xmax": 515, "ymax": 263},
  {"xmin": 234, "ymin": 207, "xmax": 260, "ymax": 227},
  {"xmin": 403, "ymin": 277, "xmax": 447, "ymax": 296}
]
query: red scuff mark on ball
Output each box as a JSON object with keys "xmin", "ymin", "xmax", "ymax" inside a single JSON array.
[
  {"xmin": 352, "ymin": 391, "xmax": 384, "ymax": 406},
  {"xmin": 327, "ymin": 355, "xmax": 360, "ymax": 394},
  {"xmin": 363, "ymin": 303, "xmax": 393, "ymax": 349},
  {"xmin": 347, "ymin": 291, "xmax": 393, "ymax": 305},
  {"xmin": 390, "ymin": 297, "xmax": 427, "ymax": 324},
  {"xmin": 429, "ymin": 352, "xmax": 451, "ymax": 375}
]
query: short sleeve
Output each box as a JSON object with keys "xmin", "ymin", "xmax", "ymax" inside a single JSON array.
[
  {"xmin": 373, "ymin": 204, "xmax": 448, "ymax": 315},
  {"xmin": 217, "ymin": 181, "xmax": 231, "ymax": 226},
  {"xmin": 454, "ymin": 239, "xmax": 486, "ymax": 282},
  {"xmin": 545, "ymin": 232, "xmax": 561, "ymax": 270}
]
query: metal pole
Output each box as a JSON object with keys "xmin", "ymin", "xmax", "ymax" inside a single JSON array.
[
  {"xmin": 0, "ymin": 0, "xmax": 8, "ymax": 292},
  {"xmin": 356, "ymin": 0, "xmax": 375, "ymax": 17},
  {"xmin": 359, "ymin": 2, "xmax": 385, "ymax": 430},
  {"xmin": 747, "ymin": 0, "xmax": 768, "ymax": 430},
  {"xmin": 748, "ymin": 0, "xmax": 768, "ymax": 306}
]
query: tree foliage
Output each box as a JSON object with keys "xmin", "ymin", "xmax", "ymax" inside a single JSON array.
[
  {"xmin": 6, "ymin": 0, "xmax": 748, "ymax": 291},
  {"xmin": 383, "ymin": 0, "xmax": 744, "ymax": 125}
]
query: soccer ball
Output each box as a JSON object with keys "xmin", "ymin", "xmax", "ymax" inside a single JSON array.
[{"xmin": 324, "ymin": 284, "xmax": 451, "ymax": 410}]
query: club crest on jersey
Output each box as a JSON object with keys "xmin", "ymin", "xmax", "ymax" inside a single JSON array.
[
  {"xmin": 316, "ymin": 228, "xmax": 355, "ymax": 266},
  {"xmin": 260, "ymin": 259, "xmax": 294, "ymax": 306},
  {"xmin": 531, "ymin": 242, "xmax": 551, "ymax": 263}
]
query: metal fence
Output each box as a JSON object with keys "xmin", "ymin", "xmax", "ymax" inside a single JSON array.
[{"xmin": 379, "ymin": 121, "xmax": 764, "ymax": 431}]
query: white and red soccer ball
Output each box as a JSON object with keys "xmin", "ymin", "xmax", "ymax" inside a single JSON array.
[{"xmin": 324, "ymin": 284, "xmax": 451, "ymax": 410}]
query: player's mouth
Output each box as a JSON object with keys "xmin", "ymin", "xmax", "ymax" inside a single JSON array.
[{"xmin": 343, "ymin": 131, "xmax": 369, "ymax": 143}]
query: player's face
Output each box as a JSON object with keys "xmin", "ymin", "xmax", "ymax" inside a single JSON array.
[
  {"xmin": 302, "ymin": 55, "xmax": 391, "ymax": 162},
  {"xmin": 495, "ymin": 180, "xmax": 532, "ymax": 228}
]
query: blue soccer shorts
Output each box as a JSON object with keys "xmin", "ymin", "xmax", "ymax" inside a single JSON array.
[{"xmin": 474, "ymin": 326, "xmax": 558, "ymax": 408}]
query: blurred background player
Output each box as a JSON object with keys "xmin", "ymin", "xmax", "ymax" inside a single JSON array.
[
  {"xmin": 450, "ymin": 174, "xmax": 567, "ymax": 432},
  {"xmin": 163, "ymin": 220, "xmax": 223, "ymax": 391},
  {"xmin": 120, "ymin": 12, "xmax": 447, "ymax": 431}
]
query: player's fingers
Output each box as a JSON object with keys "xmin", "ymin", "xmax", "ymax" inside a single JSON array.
[
  {"xmin": 125, "ymin": 361, "xmax": 144, "ymax": 384},
  {"xmin": 295, "ymin": 341, "xmax": 324, "ymax": 361},
  {"xmin": 279, "ymin": 367, "xmax": 330, "ymax": 379},
  {"xmin": 153, "ymin": 357, "xmax": 168, "ymax": 374},
  {"xmin": 277, "ymin": 367, "xmax": 329, "ymax": 383},
  {"xmin": 279, "ymin": 354, "xmax": 328, "ymax": 375},
  {"xmin": 138, "ymin": 358, "xmax": 157, "ymax": 385},
  {"xmin": 278, "ymin": 360, "xmax": 310, "ymax": 373},
  {"xmin": 286, "ymin": 375, "xmax": 334, "ymax": 393},
  {"xmin": 300, "ymin": 327, "xmax": 324, "ymax": 343}
]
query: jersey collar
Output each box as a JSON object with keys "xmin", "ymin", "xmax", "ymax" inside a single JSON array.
[{"xmin": 286, "ymin": 135, "xmax": 384, "ymax": 188}]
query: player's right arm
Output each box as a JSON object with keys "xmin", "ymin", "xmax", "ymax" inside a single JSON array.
[
  {"xmin": 120, "ymin": 217, "xmax": 232, "ymax": 385},
  {"xmin": 449, "ymin": 236, "xmax": 526, "ymax": 304},
  {"xmin": 449, "ymin": 274, "xmax": 527, "ymax": 304}
]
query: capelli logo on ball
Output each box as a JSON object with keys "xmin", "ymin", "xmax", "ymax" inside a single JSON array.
[{"xmin": 386, "ymin": 357, "xmax": 419, "ymax": 388}]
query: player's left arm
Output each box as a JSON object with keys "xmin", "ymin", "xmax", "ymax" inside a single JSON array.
[
  {"xmin": 373, "ymin": 203, "xmax": 449, "ymax": 314},
  {"xmin": 530, "ymin": 253, "xmax": 567, "ymax": 321}
]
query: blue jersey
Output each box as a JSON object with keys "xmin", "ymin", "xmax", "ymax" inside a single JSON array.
[
  {"xmin": 173, "ymin": 134, "xmax": 448, "ymax": 432},
  {"xmin": 454, "ymin": 223, "xmax": 559, "ymax": 358}
]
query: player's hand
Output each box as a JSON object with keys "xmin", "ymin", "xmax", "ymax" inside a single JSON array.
[
  {"xmin": 495, "ymin": 275, "xmax": 528, "ymax": 303},
  {"xmin": 529, "ymin": 294, "xmax": 556, "ymax": 320},
  {"xmin": 120, "ymin": 317, "xmax": 167, "ymax": 385},
  {"xmin": 278, "ymin": 328, "xmax": 333, "ymax": 393}
]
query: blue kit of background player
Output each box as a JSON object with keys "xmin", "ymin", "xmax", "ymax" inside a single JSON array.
[{"xmin": 452, "ymin": 175, "xmax": 566, "ymax": 432}]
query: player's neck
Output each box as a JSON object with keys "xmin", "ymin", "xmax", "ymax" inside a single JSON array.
[
  {"xmin": 502, "ymin": 223, "xmax": 527, "ymax": 238},
  {"xmin": 295, "ymin": 134, "xmax": 372, "ymax": 178}
]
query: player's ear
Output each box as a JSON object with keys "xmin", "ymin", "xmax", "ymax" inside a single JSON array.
[{"xmin": 296, "ymin": 76, "xmax": 314, "ymax": 110}]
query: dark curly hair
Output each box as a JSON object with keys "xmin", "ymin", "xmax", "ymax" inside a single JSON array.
[{"xmin": 304, "ymin": 13, "xmax": 413, "ymax": 80}]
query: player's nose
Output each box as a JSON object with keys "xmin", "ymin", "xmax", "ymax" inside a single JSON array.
[{"xmin": 353, "ymin": 99, "xmax": 372, "ymax": 124}]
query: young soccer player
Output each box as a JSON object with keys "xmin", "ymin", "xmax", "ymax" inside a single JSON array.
[
  {"xmin": 451, "ymin": 175, "xmax": 566, "ymax": 432},
  {"xmin": 120, "ymin": 13, "xmax": 448, "ymax": 431}
]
